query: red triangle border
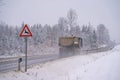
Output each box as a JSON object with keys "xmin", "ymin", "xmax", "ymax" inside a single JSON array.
[{"xmin": 19, "ymin": 24, "xmax": 32, "ymax": 37}]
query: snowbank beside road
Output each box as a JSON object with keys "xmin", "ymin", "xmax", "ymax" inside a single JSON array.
[{"xmin": 0, "ymin": 45, "xmax": 120, "ymax": 80}]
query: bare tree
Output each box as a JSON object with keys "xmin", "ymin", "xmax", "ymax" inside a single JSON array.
[
  {"xmin": 67, "ymin": 9, "xmax": 78, "ymax": 34},
  {"xmin": 58, "ymin": 17, "xmax": 67, "ymax": 36},
  {"xmin": 97, "ymin": 24, "xmax": 110, "ymax": 45}
]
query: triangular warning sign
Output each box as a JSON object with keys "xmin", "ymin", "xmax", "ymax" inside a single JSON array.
[{"xmin": 19, "ymin": 24, "xmax": 32, "ymax": 37}]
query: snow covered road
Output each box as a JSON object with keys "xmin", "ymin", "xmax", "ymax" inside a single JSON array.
[{"xmin": 0, "ymin": 45, "xmax": 120, "ymax": 80}]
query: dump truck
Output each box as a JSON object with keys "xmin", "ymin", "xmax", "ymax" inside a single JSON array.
[{"xmin": 59, "ymin": 36, "xmax": 83, "ymax": 57}]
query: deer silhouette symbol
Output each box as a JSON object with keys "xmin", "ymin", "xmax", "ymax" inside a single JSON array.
[{"xmin": 25, "ymin": 30, "xmax": 29, "ymax": 34}]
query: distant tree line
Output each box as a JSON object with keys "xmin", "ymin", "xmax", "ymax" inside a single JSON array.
[{"xmin": 0, "ymin": 9, "xmax": 112, "ymax": 55}]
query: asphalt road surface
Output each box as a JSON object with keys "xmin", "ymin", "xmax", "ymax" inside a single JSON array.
[
  {"xmin": 0, "ymin": 54, "xmax": 59, "ymax": 72},
  {"xmin": 0, "ymin": 46, "xmax": 113, "ymax": 72}
]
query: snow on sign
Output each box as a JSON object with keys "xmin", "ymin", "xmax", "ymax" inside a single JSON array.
[{"xmin": 19, "ymin": 24, "xmax": 32, "ymax": 37}]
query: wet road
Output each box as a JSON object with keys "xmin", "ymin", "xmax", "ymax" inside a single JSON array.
[
  {"xmin": 0, "ymin": 54, "xmax": 59, "ymax": 72},
  {"xmin": 0, "ymin": 46, "xmax": 113, "ymax": 72}
]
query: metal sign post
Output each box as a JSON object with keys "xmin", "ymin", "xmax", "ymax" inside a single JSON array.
[
  {"xmin": 19, "ymin": 24, "xmax": 32, "ymax": 72},
  {"xmin": 25, "ymin": 37, "xmax": 27, "ymax": 72}
]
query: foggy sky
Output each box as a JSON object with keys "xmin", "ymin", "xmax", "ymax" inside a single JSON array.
[{"xmin": 0, "ymin": 0, "xmax": 120, "ymax": 43}]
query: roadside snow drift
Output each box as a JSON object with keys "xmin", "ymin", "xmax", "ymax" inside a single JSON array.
[{"xmin": 0, "ymin": 45, "xmax": 120, "ymax": 80}]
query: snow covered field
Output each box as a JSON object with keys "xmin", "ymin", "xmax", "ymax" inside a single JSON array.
[{"xmin": 0, "ymin": 45, "xmax": 120, "ymax": 80}]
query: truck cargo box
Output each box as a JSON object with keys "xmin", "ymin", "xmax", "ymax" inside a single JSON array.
[
  {"xmin": 59, "ymin": 36, "xmax": 82, "ymax": 48},
  {"xmin": 59, "ymin": 37, "xmax": 74, "ymax": 47}
]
